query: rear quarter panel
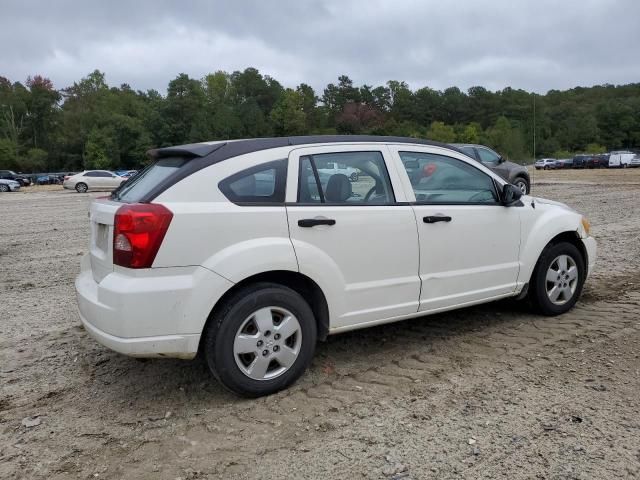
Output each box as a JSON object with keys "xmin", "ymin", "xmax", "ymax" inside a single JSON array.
[{"xmin": 152, "ymin": 147, "xmax": 299, "ymax": 282}]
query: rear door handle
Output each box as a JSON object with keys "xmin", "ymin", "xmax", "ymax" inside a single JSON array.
[
  {"xmin": 298, "ymin": 218, "xmax": 336, "ymax": 227},
  {"xmin": 423, "ymin": 215, "xmax": 452, "ymax": 224}
]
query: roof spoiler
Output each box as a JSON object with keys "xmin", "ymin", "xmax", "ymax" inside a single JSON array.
[{"xmin": 147, "ymin": 142, "xmax": 227, "ymax": 159}]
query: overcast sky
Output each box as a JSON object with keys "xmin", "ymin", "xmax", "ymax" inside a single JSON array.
[{"xmin": 2, "ymin": 0, "xmax": 639, "ymax": 95}]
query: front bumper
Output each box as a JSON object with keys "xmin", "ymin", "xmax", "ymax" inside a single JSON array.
[
  {"xmin": 75, "ymin": 254, "xmax": 233, "ymax": 358},
  {"xmin": 582, "ymin": 236, "xmax": 597, "ymax": 276},
  {"xmin": 9, "ymin": 184, "xmax": 20, "ymax": 191}
]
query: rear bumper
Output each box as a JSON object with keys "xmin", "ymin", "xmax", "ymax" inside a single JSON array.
[
  {"xmin": 582, "ymin": 236, "xmax": 597, "ymax": 276},
  {"xmin": 75, "ymin": 254, "xmax": 234, "ymax": 358}
]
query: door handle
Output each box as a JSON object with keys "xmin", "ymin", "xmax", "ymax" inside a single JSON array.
[
  {"xmin": 423, "ymin": 215, "xmax": 452, "ymax": 224},
  {"xmin": 298, "ymin": 218, "xmax": 336, "ymax": 228}
]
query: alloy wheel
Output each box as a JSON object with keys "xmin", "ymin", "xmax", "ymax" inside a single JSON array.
[
  {"xmin": 545, "ymin": 254, "xmax": 578, "ymax": 305},
  {"xmin": 233, "ymin": 306, "xmax": 302, "ymax": 381}
]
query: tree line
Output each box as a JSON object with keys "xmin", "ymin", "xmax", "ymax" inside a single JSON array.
[{"xmin": 1, "ymin": 68, "xmax": 639, "ymax": 172}]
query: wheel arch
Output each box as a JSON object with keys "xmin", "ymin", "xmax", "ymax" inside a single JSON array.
[
  {"xmin": 529, "ymin": 230, "xmax": 588, "ymax": 282},
  {"xmin": 198, "ymin": 270, "xmax": 330, "ymax": 356},
  {"xmin": 544, "ymin": 231, "xmax": 588, "ymax": 272}
]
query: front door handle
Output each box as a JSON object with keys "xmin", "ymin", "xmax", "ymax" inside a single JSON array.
[
  {"xmin": 423, "ymin": 215, "xmax": 452, "ymax": 224},
  {"xmin": 298, "ymin": 218, "xmax": 336, "ymax": 228}
]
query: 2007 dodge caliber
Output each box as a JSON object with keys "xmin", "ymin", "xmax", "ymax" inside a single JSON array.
[{"xmin": 76, "ymin": 136, "xmax": 597, "ymax": 397}]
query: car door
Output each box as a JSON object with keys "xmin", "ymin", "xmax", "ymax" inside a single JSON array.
[
  {"xmin": 285, "ymin": 144, "xmax": 421, "ymax": 330},
  {"xmin": 390, "ymin": 145, "xmax": 521, "ymax": 312},
  {"xmin": 106, "ymin": 172, "xmax": 123, "ymax": 188}
]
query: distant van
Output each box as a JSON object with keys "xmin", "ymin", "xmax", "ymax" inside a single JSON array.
[{"xmin": 608, "ymin": 151, "xmax": 635, "ymax": 168}]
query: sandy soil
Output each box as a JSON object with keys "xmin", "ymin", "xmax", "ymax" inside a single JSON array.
[{"xmin": 1, "ymin": 170, "xmax": 639, "ymax": 479}]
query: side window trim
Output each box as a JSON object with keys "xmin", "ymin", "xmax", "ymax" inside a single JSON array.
[
  {"xmin": 218, "ymin": 159, "xmax": 287, "ymax": 206},
  {"xmin": 307, "ymin": 155, "xmax": 325, "ymax": 203}
]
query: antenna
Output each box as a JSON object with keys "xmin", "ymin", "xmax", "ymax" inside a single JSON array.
[{"xmin": 531, "ymin": 93, "xmax": 536, "ymax": 205}]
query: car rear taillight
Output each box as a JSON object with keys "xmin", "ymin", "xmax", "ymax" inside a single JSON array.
[{"xmin": 113, "ymin": 203, "xmax": 173, "ymax": 268}]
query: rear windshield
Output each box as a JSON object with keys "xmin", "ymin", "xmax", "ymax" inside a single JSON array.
[{"xmin": 111, "ymin": 157, "xmax": 189, "ymax": 203}]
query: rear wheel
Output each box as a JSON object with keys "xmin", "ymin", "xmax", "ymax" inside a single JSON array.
[
  {"xmin": 75, "ymin": 182, "xmax": 88, "ymax": 193},
  {"xmin": 203, "ymin": 282, "xmax": 317, "ymax": 397},
  {"xmin": 529, "ymin": 242, "xmax": 585, "ymax": 316}
]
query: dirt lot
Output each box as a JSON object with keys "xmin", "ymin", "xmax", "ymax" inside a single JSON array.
[{"xmin": 1, "ymin": 169, "xmax": 640, "ymax": 479}]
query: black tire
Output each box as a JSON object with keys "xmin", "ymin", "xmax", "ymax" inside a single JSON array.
[
  {"xmin": 513, "ymin": 176, "xmax": 530, "ymax": 194},
  {"xmin": 203, "ymin": 282, "xmax": 317, "ymax": 397},
  {"xmin": 0, "ymin": 184, "xmax": 8, "ymax": 192},
  {"xmin": 528, "ymin": 241, "xmax": 585, "ymax": 316},
  {"xmin": 75, "ymin": 182, "xmax": 88, "ymax": 193},
  {"xmin": 544, "ymin": 166, "xmax": 549, "ymax": 170},
  {"xmin": 350, "ymin": 172, "xmax": 359, "ymax": 182}
]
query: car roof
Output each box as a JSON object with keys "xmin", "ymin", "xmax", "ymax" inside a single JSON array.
[{"xmin": 148, "ymin": 135, "xmax": 465, "ymax": 161}]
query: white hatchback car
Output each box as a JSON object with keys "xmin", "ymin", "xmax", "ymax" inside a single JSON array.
[
  {"xmin": 76, "ymin": 136, "xmax": 597, "ymax": 397},
  {"xmin": 63, "ymin": 170, "xmax": 126, "ymax": 193}
]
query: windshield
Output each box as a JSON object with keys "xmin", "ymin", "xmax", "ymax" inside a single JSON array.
[{"xmin": 111, "ymin": 157, "xmax": 189, "ymax": 203}]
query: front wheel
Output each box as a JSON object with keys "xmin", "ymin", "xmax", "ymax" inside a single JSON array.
[
  {"xmin": 203, "ymin": 283, "xmax": 317, "ymax": 397},
  {"xmin": 513, "ymin": 177, "xmax": 529, "ymax": 194},
  {"xmin": 0, "ymin": 184, "xmax": 9, "ymax": 192},
  {"xmin": 529, "ymin": 242, "xmax": 585, "ymax": 316}
]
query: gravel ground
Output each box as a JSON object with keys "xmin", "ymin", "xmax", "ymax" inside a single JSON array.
[{"xmin": 1, "ymin": 169, "xmax": 639, "ymax": 479}]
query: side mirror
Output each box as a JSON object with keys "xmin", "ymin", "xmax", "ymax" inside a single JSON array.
[
  {"xmin": 502, "ymin": 183, "xmax": 523, "ymax": 206},
  {"xmin": 498, "ymin": 156, "xmax": 506, "ymax": 164}
]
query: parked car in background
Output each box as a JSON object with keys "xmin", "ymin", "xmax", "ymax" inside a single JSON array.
[
  {"xmin": 115, "ymin": 170, "xmax": 139, "ymax": 178},
  {"xmin": 630, "ymin": 155, "xmax": 640, "ymax": 168},
  {"xmin": 452, "ymin": 143, "xmax": 530, "ymax": 193},
  {"xmin": 76, "ymin": 135, "xmax": 596, "ymax": 397},
  {"xmin": 534, "ymin": 158, "xmax": 557, "ymax": 170},
  {"xmin": 0, "ymin": 178, "xmax": 21, "ymax": 192},
  {"xmin": 317, "ymin": 160, "xmax": 359, "ymax": 182},
  {"xmin": 585, "ymin": 154, "xmax": 608, "ymax": 169},
  {"xmin": 555, "ymin": 158, "xmax": 573, "ymax": 169},
  {"xmin": 0, "ymin": 170, "xmax": 31, "ymax": 186},
  {"xmin": 63, "ymin": 170, "xmax": 126, "ymax": 193},
  {"xmin": 608, "ymin": 151, "xmax": 635, "ymax": 168},
  {"xmin": 571, "ymin": 155, "xmax": 590, "ymax": 169}
]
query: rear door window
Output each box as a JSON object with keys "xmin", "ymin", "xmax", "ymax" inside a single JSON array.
[{"xmin": 298, "ymin": 151, "xmax": 394, "ymax": 204}]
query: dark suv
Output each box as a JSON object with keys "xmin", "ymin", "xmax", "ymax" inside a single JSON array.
[
  {"xmin": 585, "ymin": 154, "xmax": 608, "ymax": 169},
  {"xmin": 571, "ymin": 155, "xmax": 590, "ymax": 169},
  {"xmin": 0, "ymin": 170, "xmax": 31, "ymax": 186},
  {"xmin": 452, "ymin": 144, "xmax": 530, "ymax": 194}
]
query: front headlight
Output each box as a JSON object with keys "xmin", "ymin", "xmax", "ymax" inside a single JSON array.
[{"xmin": 581, "ymin": 217, "xmax": 591, "ymax": 236}]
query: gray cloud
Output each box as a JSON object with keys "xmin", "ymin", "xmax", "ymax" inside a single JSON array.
[{"xmin": 1, "ymin": 0, "xmax": 639, "ymax": 95}]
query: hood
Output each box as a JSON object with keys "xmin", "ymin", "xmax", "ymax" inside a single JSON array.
[
  {"xmin": 503, "ymin": 160, "xmax": 526, "ymax": 170},
  {"xmin": 532, "ymin": 196, "xmax": 574, "ymax": 211}
]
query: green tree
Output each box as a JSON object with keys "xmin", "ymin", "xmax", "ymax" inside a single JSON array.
[
  {"xmin": 0, "ymin": 138, "xmax": 17, "ymax": 169},
  {"xmin": 270, "ymin": 89, "xmax": 306, "ymax": 135},
  {"xmin": 427, "ymin": 121, "xmax": 456, "ymax": 143},
  {"xmin": 457, "ymin": 123, "xmax": 482, "ymax": 144}
]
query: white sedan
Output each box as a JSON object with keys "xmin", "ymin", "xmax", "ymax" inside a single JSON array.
[
  {"xmin": 76, "ymin": 136, "xmax": 597, "ymax": 397},
  {"xmin": 0, "ymin": 179, "xmax": 21, "ymax": 192},
  {"xmin": 63, "ymin": 170, "xmax": 126, "ymax": 193}
]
